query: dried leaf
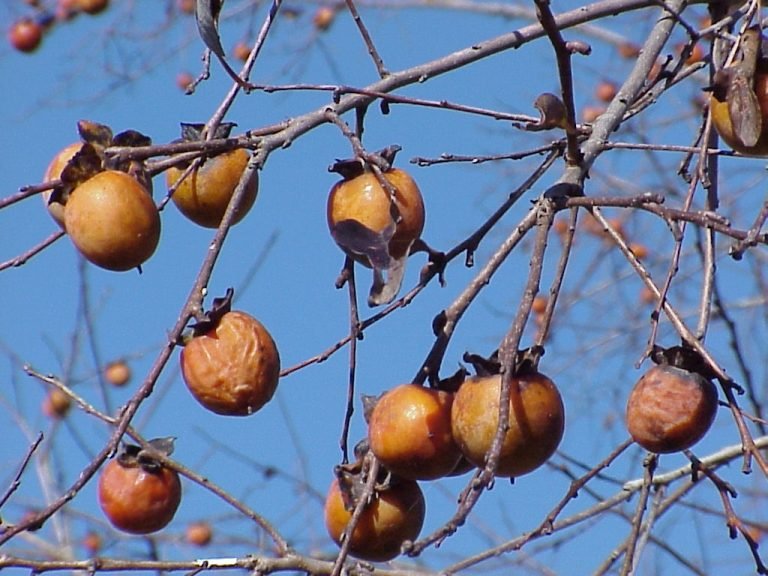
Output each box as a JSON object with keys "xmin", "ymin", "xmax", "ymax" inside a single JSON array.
[
  {"xmin": 77, "ymin": 120, "xmax": 113, "ymax": 152},
  {"xmin": 528, "ymin": 93, "xmax": 568, "ymax": 131}
]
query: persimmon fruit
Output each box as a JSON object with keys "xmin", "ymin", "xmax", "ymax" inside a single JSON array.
[
  {"xmin": 64, "ymin": 170, "xmax": 161, "ymax": 271},
  {"xmin": 180, "ymin": 311, "xmax": 280, "ymax": 416},
  {"xmin": 166, "ymin": 149, "xmax": 258, "ymax": 228},
  {"xmin": 327, "ymin": 167, "xmax": 425, "ymax": 264},
  {"xmin": 451, "ymin": 372, "xmax": 565, "ymax": 477},
  {"xmin": 324, "ymin": 475, "xmax": 425, "ymax": 561},
  {"xmin": 368, "ymin": 383, "xmax": 461, "ymax": 480},
  {"xmin": 98, "ymin": 454, "xmax": 181, "ymax": 534},
  {"xmin": 626, "ymin": 364, "xmax": 718, "ymax": 453}
]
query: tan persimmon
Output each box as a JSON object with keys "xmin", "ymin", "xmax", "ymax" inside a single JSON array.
[
  {"xmin": 327, "ymin": 167, "xmax": 425, "ymax": 263},
  {"xmin": 65, "ymin": 170, "xmax": 161, "ymax": 271},
  {"xmin": 451, "ymin": 372, "xmax": 565, "ymax": 477},
  {"xmin": 166, "ymin": 149, "xmax": 258, "ymax": 228}
]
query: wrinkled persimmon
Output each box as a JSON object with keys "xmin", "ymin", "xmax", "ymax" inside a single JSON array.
[{"xmin": 180, "ymin": 311, "xmax": 280, "ymax": 416}]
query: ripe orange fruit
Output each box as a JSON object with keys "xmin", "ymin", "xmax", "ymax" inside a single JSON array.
[
  {"xmin": 368, "ymin": 384, "xmax": 461, "ymax": 480},
  {"xmin": 626, "ymin": 364, "xmax": 718, "ymax": 453},
  {"xmin": 8, "ymin": 18, "xmax": 43, "ymax": 53},
  {"xmin": 42, "ymin": 388, "xmax": 71, "ymax": 419},
  {"xmin": 181, "ymin": 310, "xmax": 280, "ymax": 416},
  {"xmin": 64, "ymin": 170, "xmax": 161, "ymax": 271},
  {"xmin": 166, "ymin": 149, "xmax": 258, "ymax": 228},
  {"xmin": 451, "ymin": 372, "xmax": 565, "ymax": 477},
  {"xmin": 324, "ymin": 475, "xmax": 425, "ymax": 561},
  {"xmin": 327, "ymin": 167, "xmax": 425, "ymax": 264},
  {"xmin": 76, "ymin": 0, "xmax": 109, "ymax": 14},
  {"xmin": 98, "ymin": 452, "xmax": 181, "ymax": 534}
]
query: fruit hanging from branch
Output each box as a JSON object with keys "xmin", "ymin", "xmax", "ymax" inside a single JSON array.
[{"xmin": 327, "ymin": 146, "xmax": 426, "ymax": 306}]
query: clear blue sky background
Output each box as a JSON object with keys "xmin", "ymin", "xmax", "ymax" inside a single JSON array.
[{"xmin": 1, "ymin": 1, "xmax": 765, "ymax": 574}]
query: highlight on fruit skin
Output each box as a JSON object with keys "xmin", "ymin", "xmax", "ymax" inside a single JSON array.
[
  {"xmin": 451, "ymin": 371, "xmax": 565, "ymax": 478},
  {"xmin": 626, "ymin": 364, "xmax": 718, "ymax": 454},
  {"xmin": 43, "ymin": 142, "xmax": 82, "ymax": 229}
]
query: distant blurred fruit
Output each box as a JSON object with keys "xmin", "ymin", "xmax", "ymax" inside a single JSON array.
[
  {"xmin": 595, "ymin": 81, "xmax": 617, "ymax": 103},
  {"xmin": 186, "ymin": 521, "xmax": 213, "ymax": 546},
  {"xmin": 76, "ymin": 0, "xmax": 108, "ymax": 14},
  {"xmin": 581, "ymin": 105, "xmax": 605, "ymax": 123},
  {"xmin": 176, "ymin": 71, "xmax": 194, "ymax": 92},
  {"xmin": 177, "ymin": 0, "xmax": 195, "ymax": 14},
  {"xmin": 618, "ymin": 42, "xmax": 640, "ymax": 59},
  {"xmin": 313, "ymin": 6, "xmax": 336, "ymax": 30},
  {"xmin": 8, "ymin": 18, "xmax": 43, "ymax": 53},
  {"xmin": 233, "ymin": 41, "xmax": 250, "ymax": 63},
  {"xmin": 82, "ymin": 531, "xmax": 102, "ymax": 554},
  {"xmin": 42, "ymin": 388, "xmax": 71, "ymax": 419},
  {"xmin": 104, "ymin": 359, "xmax": 131, "ymax": 387}
]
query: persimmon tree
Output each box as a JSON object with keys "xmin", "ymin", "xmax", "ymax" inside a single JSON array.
[{"xmin": 1, "ymin": 0, "xmax": 767, "ymax": 574}]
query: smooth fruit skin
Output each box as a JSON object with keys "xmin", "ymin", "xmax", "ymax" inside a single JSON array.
[
  {"xmin": 626, "ymin": 364, "xmax": 718, "ymax": 453},
  {"xmin": 324, "ymin": 477, "xmax": 425, "ymax": 562},
  {"xmin": 368, "ymin": 384, "xmax": 461, "ymax": 480},
  {"xmin": 451, "ymin": 373, "xmax": 565, "ymax": 478},
  {"xmin": 98, "ymin": 459, "xmax": 181, "ymax": 534},
  {"xmin": 43, "ymin": 142, "xmax": 82, "ymax": 229},
  {"xmin": 8, "ymin": 19, "xmax": 43, "ymax": 53},
  {"xmin": 327, "ymin": 168, "xmax": 425, "ymax": 262},
  {"xmin": 181, "ymin": 311, "xmax": 280, "ymax": 416},
  {"xmin": 166, "ymin": 149, "xmax": 258, "ymax": 228},
  {"xmin": 64, "ymin": 170, "xmax": 161, "ymax": 271},
  {"xmin": 711, "ymin": 72, "xmax": 768, "ymax": 156}
]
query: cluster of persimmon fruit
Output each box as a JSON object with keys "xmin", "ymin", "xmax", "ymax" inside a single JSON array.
[{"xmin": 39, "ymin": 114, "xmax": 722, "ymax": 558}]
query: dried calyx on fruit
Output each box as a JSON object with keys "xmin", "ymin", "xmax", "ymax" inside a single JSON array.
[
  {"xmin": 180, "ymin": 288, "xmax": 280, "ymax": 416},
  {"xmin": 166, "ymin": 122, "xmax": 258, "ymax": 228},
  {"xmin": 48, "ymin": 120, "xmax": 160, "ymax": 272},
  {"xmin": 450, "ymin": 347, "xmax": 565, "ymax": 478},
  {"xmin": 326, "ymin": 145, "xmax": 425, "ymax": 306},
  {"xmin": 626, "ymin": 344, "xmax": 719, "ymax": 454},
  {"xmin": 323, "ymin": 456, "xmax": 425, "ymax": 562},
  {"xmin": 97, "ymin": 438, "xmax": 181, "ymax": 534}
]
